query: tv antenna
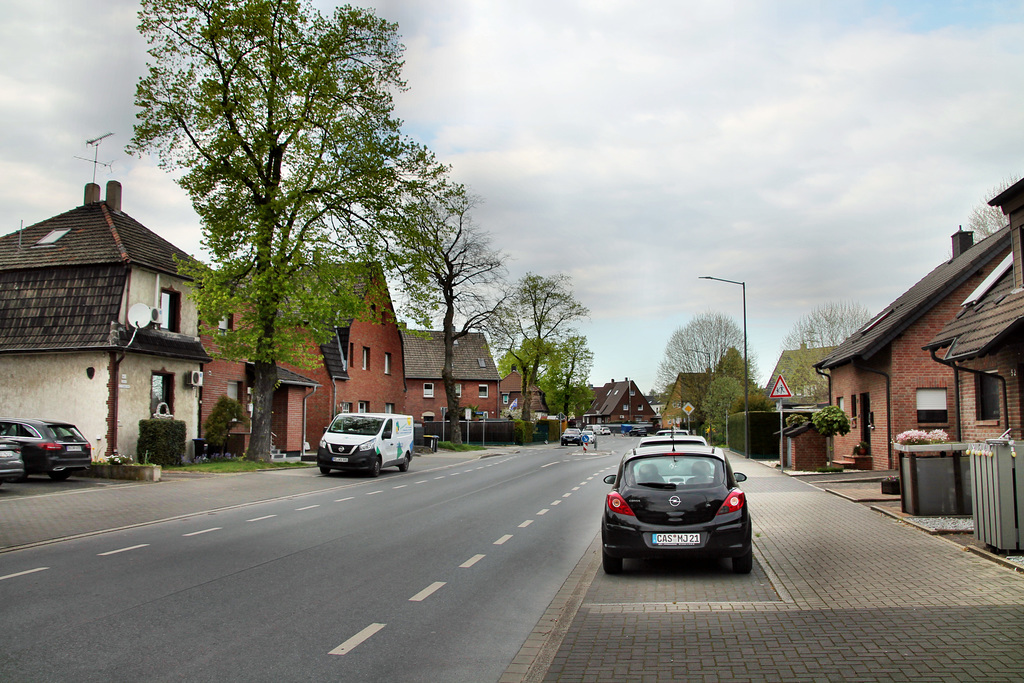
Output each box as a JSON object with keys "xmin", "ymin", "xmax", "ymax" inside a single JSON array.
[{"xmin": 75, "ymin": 133, "xmax": 114, "ymax": 184}]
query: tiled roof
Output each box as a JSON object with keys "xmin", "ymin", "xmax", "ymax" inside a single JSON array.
[
  {"xmin": 0, "ymin": 200, "xmax": 194, "ymax": 277},
  {"xmin": 400, "ymin": 330, "xmax": 499, "ymax": 381},
  {"xmin": 927, "ymin": 261, "xmax": 1024, "ymax": 360},
  {"xmin": 817, "ymin": 226, "xmax": 1011, "ymax": 369},
  {"xmin": 246, "ymin": 363, "xmax": 318, "ymax": 387},
  {"xmin": 113, "ymin": 325, "xmax": 211, "ymax": 363}
]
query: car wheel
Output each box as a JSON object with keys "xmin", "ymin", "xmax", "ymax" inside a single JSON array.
[
  {"xmin": 367, "ymin": 456, "xmax": 382, "ymax": 478},
  {"xmin": 319, "ymin": 466, "xmax": 332, "ymax": 475},
  {"xmin": 48, "ymin": 471, "xmax": 72, "ymax": 481},
  {"xmin": 398, "ymin": 454, "xmax": 411, "ymax": 472},
  {"xmin": 602, "ymin": 549, "xmax": 623, "ymax": 575},
  {"xmin": 732, "ymin": 549, "xmax": 753, "ymax": 574}
]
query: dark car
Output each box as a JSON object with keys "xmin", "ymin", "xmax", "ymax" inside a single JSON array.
[
  {"xmin": 601, "ymin": 444, "xmax": 752, "ymax": 575},
  {"xmin": 560, "ymin": 428, "xmax": 583, "ymax": 446},
  {"xmin": 0, "ymin": 419, "xmax": 91, "ymax": 480},
  {"xmin": 629, "ymin": 426, "xmax": 648, "ymax": 437},
  {"xmin": 0, "ymin": 438, "xmax": 25, "ymax": 486}
]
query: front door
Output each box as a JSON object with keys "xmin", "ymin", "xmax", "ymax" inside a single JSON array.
[{"xmin": 860, "ymin": 392, "xmax": 871, "ymax": 448}]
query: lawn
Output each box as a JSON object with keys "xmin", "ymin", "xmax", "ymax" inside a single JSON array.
[{"xmin": 164, "ymin": 459, "xmax": 315, "ymax": 474}]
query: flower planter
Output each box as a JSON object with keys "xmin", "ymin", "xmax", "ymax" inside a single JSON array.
[
  {"xmin": 85, "ymin": 464, "xmax": 162, "ymax": 482},
  {"xmin": 895, "ymin": 443, "xmax": 970, "ymax": 516},
  {"xmin": 880, "ymin": 479, "xmax": 900, "ymax": 495}
]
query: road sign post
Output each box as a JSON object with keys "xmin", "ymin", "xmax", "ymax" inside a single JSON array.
[{"xmin": 768, "ymin": 376, "xmax": 793, "ymax": 471}]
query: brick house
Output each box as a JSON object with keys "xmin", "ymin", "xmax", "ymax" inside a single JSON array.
[
  {"xmin": 584, "ymin": 378, "xmax": 658, "ymax": 428},
  {"xmin": 402, "ymin": 330, "xmax": 500, "ymax": 422},
  {"xmin": 200, "ymin": 276, "xmax": 406, "ymax": 456},
  {"xmin": 815, "ymin": 227, "xmax": 1011, "ymax": 470},
  {"xmin": 499, "ymin": 367, "xmax": 549, "ymax": 419},
  {"xmin": 0, "ymin": 181, "xmax": 210, "ymax": 459},
  {"xmin": 925, "ymin": 177, "xmax": 1024, "ymax": 441}
]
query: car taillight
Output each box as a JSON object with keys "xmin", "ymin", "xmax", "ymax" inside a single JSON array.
[
  {"xmin": 41, "ymin": 442, "xmax": 62, "ymax": 451},
  {"xmin": 606, "ymin": 492, "xmax": 636, "ymax": 517},
  {"xmin": 717, "ymin": 489, "xmax": 746, "ymax": 515}
]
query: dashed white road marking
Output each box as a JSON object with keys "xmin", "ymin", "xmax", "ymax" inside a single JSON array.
[
  {"xmin": 409, "ymin": 581, "xmax": 446, "ymax": 602},
  {"xmin": 183, "ymin": 527, "xmax": 221, "ymax": 537},
  {"xmin": 393, "ymin": 485, "xmax": 408, "ymax": 489},
  {"xmin": 518, "ymin": 520, "xmax": 534, "ymax": 528},
  {"xmin": 562, "ymin": 492, "xmax": 572, "ymax": 498},
  {"xmin": 247, "ymin": 515, "xmax": 277, "ymax": 522},
  {"xmin": 541, "ymin": 462, "xmax": 558, "ymax": 468},
  {"xmin": 414, "ymin": 480, "xmax": 428, "ymax": 484},
  {"xmin": 494, "ymin": 534, "xmax": 513, "ymax": 545},
  {"xmin": 550, "ymin": 500, "xmax": 562, "ymax": 506},
  {"xmin": 460, "ymin": 554, "xmax": 486, "ymax": 568},
  {"xmin": 98, "ymin": 544, "xmax": 149, "ymax": 556},
  {"xmin": 366, "ymin": 490, "xmax": 382, "ymax": 496},
  {"xmin": 537, "ymin": 508, "xmax": 550, "ymax": 515},
  {"xmin": 0, "ymin": 567, "xmax": 48, "ymax": 581},
  {"xmin": 335, "ymin": 497, "xmax": 354, "ymax": 503},
  {"xmin": 296, "ymin": 505, "xmax": 320, "ymax": 511},
  {"xmin": 329, "ymin": 623, "xmax": 386, "ymax": 656}
]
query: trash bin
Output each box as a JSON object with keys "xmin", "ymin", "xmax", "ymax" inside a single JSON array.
[
  {"xmin": 898, "ymin": 446, "xmax": 971, "ymax": 516},
  {"xmin": 191, "ymin": 438, "xmax": 206, "ymax": 462},
  {"xmin": 423, "ymin": 435, "xmax": 438, "ymax": 452},
  {"xmin": 971, "ymin": 439, "xmax": 1023, "ymax": 551}
]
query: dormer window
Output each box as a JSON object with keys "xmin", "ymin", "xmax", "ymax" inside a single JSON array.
[{"xmin": 35, "ymin": 228, "xmax": 70, "ymax": 246}]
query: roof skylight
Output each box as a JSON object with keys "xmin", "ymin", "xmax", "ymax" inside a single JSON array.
[{"xmin": 35, "ymin": 228, "xmax": 70, "ymax": 246}]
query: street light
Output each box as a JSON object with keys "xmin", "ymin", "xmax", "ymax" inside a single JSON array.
[{"xmin": 699, "ymin": 276, "xmax": 748, "ymax": 457}]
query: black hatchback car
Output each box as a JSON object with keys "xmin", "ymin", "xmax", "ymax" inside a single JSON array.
[
  {"xmin": 0, "ymin": 419, "xmax": 91, "ymax": 480},
  {"xmin": 601, "ymin": 444, "xmax": 752, "ymax": 574}
]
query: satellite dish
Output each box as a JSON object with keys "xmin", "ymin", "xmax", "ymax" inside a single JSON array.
[{"xmin": 128, "ymin": 302, "xmax": 159, "ymax": 328}]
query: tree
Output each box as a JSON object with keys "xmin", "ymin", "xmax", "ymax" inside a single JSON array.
[
  {"xmin": 538, "ymin": 335, "xmax": 595, "ymax": 420},
  {"xmin": 202, "ymin": 395, "xmax": 250, "ymax": 457},
  {"xmin": 655, "ymin": 311, "xmax": 744, "ymax": 393},
  {"xmin": 701, "ymin": 375, "xmax": 742, "ymax": 442},
  {"xmin": 967, "ymin": 176, "xmax": 1020, "ymax": 238},
  {"xmin": 488, "ymin": 273, "xmax": 589, "ymax": 421},
  {"xmin": 396, "ymin": 189, "xmax": 507, "ymax": 446},
  {"xmin": 780, "ymin": 301, "xmax": 873, "ymax": 350},
  {"xmin": 130, "ymin": 0, "xmax": 444, "ymax": 459}
]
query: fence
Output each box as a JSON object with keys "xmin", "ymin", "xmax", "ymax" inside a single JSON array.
[{"xmin": 421, "ymin": 420, "xmax": 516, "ymax": 446}]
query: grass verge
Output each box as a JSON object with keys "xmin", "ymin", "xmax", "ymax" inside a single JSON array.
[{"xmin": 165, "ymin": 459, "xmax": 315, "ymax": 474}]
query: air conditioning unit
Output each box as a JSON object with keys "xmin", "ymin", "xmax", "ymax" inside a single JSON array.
[{"xmin": 186, "ymin": 370, "xmax": 204, "ymax": 387}]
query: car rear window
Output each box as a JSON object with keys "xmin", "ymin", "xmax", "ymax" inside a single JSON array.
[
  {"xmin": 49, "ymin": 424, "xmax": 87, "ymax": 442},
  {"xmin": 626, "ymin": 455, "xmax": 724, "ymax": 488}
]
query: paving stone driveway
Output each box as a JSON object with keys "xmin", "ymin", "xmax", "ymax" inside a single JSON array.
[{"xmin": 537, "ymin": 456, "xmax": 1024, "ymax": 682}]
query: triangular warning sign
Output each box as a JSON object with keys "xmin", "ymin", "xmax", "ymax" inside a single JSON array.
[{"xmin": 768, "ymin": 375, "xmax": 793, "ymax": 399}]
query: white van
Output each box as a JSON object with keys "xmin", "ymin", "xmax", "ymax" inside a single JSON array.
[{"xmin": 316, "ymin": 413, "xmax": 415, "ymax": 477}]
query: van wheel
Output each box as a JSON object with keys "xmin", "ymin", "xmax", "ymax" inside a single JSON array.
[
  {"xmin": 367, "ymin": 457, "xmax": 382, "ymax": 478},
  {"xmin": 398, "ymin": 454, "xmax": 411, "ymax": 472},
  {"xmin": 48, "ymin": 471, "xmax": 72, "ymax": 481},
  {"xmin": 319, "ymin": 466, "xmax": 332, "ymax": 475}
]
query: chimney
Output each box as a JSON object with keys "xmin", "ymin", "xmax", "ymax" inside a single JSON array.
[
  {"xmin": 105, "ymin": 180, "xmax": 122, "ymax": 213},
  {"xmin": 84, "ymin": 183, "xmax": 101, "ymax": 205},
  {"xmin": 951, "ymin": 227, "xmax": 973, "ymax": 259}
]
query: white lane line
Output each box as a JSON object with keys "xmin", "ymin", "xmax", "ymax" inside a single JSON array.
[
  {"xmin": 537, "ymin": 508, "xmax": 550, "ymax": 515},
  {"xmin": 0, "ymin": 567, "xmax": 49, "ymax": 582},
  {"xmin": 414, "ymin": 480, "xmax": 428, "ymax": 484},
  {"xmin": 247, "ymin": 515, "xmax": 277, "ymax": 522},
  {"xmin": 562, "ymin": 492, "xmax": 572, "ymax": 498},
  {"xmin": 494, "ymin": 534, "xmax": 513, "ymax": 545},
  {"xmin": 550, "ymin": 501, "xmax": 562, "ymax": 506},
  {"xmin": 329, "ymin": 623, "xmax": 386, "ymax": 656},
  {"xmin": 296, "ymin": 505, "xmax": 320, "ymax": 511},
  {"xmin": 409, "ymin": 581, "xmax": 446, "ymax": 602},
  {"xmin": 183, "ymin": 527, "xmax": 221, "ymax": 537},
  {"xmin": 98, "ymin": 544, "xmax": 149, "ymax": 556},
  {"xmin": 541, "ymin": 462, "xmax": 558, "ymax": 468},
  {"xmin": 335, "ymin": 497, "xmax": 354, "ymax": 503},
  {"xmin": 393, "ymin": 485, "xmax": 408, "ymax": 489},
  {"xmin": 518, "ymin": 520, "xmax": 534, "ymax": 528},
  {"xmin": 571, "ymin": 487, "xmax": 580, "ymax": 491},
  {"xmin": 434, "ymin": 476, "xmax": 445, "ymax": 480},
  {"xmin": 460, "ymin": 554, "xmax": 486, "ymax": 568},
  {"xmin": 366, "ymin": 491, "xmax": 382, "ymax": 496}
]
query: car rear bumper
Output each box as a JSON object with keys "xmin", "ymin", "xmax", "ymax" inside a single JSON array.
[{"xmin": 602, "ymin": 516, "xmax": 751, "ymax": 560}]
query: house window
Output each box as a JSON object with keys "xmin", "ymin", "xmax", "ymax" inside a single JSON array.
[
  {"xmin": 837, "ymin": 397, "xmax": 845, "ymax": 413},
  {"xmin": 160, "ymin": 290, "xmax": 181, "ymax": 332},
  {"xmin": 916, "ymin": 388, "xmax": 948, "ymax": 423},
  {"xmin": 385, "ymin": 403, "xmax": 395, "ymax": 414},
  {"xmin": 226, "ymin": 381, "xmax": 243, "ymax": 401},
  {"xmin": 151, "ymin": 372, "xmax": 174, "ymax": 416},
  {"xmin": 424, "ymin": 383, "xmax": 434, "ymax": 398},
  {"xmin": 358, "ymin": 401, "xmax": 369, "ymax": 413},
  {"xmin": 384, "ymin": 352, "xmax": 392, "ymax": 375},
  {"xmin": 218, "ymin": 315, "xmax": 233, "ymax": 334},
  {"xmin": 362, "ymin": 347, "xmax": 370, "ymax": 370},
  {"xmin": 977, "ymin": 373, "xmax": 1001, "ymax": 421},
  {"xmin": 623, "ymin": 404, "xmax": 629, "ymax": 411},
  {"xmin": 851, "ymin": 395, "xmax": 858, "ymax": 418},
  {"xmin": 456, "ymin": 384, "xmax": 462, "ymax": 397},
  {"xmin": 342, "ymin": 402, "xmax": 352, "ymax": 413},
  {"xmin": 630, "ymin": 388, "xmax": 635, "ymax": 396},
  {"xmin": 479, "ymin": 384, "xmax": 489, "ymax": 398},
  {"xmin": 502, "ymin": 394, "xmax": 509, "ymax": 405},
  {"xmin": 422, "ymin": 412, "xmax": 435, "ymax": 422}
]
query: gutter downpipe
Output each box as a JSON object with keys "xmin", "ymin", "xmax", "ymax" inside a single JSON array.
[
  {"xmin": 815, "ymin": 365, "xmax": 832, "ymax": 404},
  {"xmin": 851, "ymin": 361, "xmax": 893, "ymax": 469},
  {"xmin": 929, "ymin": 348, "xmax": 1009, "ymax": 439}
]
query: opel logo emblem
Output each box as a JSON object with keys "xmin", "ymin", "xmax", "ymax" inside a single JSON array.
[{"xmin": 669, "ymin": 495, "xmax": 681, "ymax": 507}]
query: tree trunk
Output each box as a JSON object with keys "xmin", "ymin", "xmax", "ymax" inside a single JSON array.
[{"xmin": 247, "ymin": 360, "xmax": 277, "ymax": 461}]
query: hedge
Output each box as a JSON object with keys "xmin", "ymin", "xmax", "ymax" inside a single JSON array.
[
  {"xmin": 726, "ymin": 411, "xmax": 781, "ymax": 459},
  {"xmin": 137, "ymin": 419, "xmax": 187, "ymax": 466}
]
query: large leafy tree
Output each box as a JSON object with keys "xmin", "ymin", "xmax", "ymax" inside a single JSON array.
[
  {"xmin": 538, "ymin": 335, "xmax": 595, "ymax": 420},
  {"xmin": 397, "ymin": 189, "xmax": 507, "ymax": 445},
  {"xmin": 488, "ymin": 273, "xmax": 589, "ymax": 422},
  {"xmin": 130, "ymin": 0, "xmax": 444, "ymax": 459}
]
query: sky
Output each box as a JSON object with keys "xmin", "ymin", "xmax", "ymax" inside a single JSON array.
[{"xmin": 3, "ymin": 1, "xmax": 1024, "ymax": 394}]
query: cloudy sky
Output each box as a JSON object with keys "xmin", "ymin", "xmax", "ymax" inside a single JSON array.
[{"xmin": 3, "ymin": 1, "xmax": 1023, "ymax": 393}]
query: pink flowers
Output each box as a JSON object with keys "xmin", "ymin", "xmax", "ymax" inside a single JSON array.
[{"xmin": 894, "ymin": 429, "xmax": 949, "ymax": 445}]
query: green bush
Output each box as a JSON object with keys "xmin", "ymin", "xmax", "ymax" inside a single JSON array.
[
  {"xmin": 137, "ymin": 419, "xmax": 187, "ymax": 466},
  {"xmin": 812, "ymin": 405, "xmax": 851, "ymax": 438},
  {"xmin": 513, "ymin": 420, "xmax": 534, "ymax": 445},
  {"xmin": 203, "ymin": 396, "xmax": 250, "ymax": 455}
]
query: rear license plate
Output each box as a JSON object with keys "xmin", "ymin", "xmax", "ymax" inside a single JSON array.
[
  {"xmin": 652, "ymin": 533, "xmax": 701, "ymax": 546},
  {"xmin": 66, "ymin": 445, "xmax": 82, "ymax": 452},
  {"xmin": 332, "ymin": 457, "xmax": 348, "ymax": 463}
]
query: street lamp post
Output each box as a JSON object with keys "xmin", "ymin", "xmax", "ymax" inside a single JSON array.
[{"xmin": 699, "ymin": 276, "xmax": 748, "ymax": 457}]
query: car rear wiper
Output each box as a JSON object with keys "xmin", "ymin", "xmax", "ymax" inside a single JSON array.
[{"xmin": 638, "ymin": 481, "xmax": 676, "ymax": 489}]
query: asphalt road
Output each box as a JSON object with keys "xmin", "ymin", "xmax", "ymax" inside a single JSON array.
[{"xmin": 0, "ymin": 446, "xmax": 621, "ymax": 683}]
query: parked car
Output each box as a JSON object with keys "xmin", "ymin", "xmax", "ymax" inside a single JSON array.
[
  {"xmin": 317, "ymin": 413, "xmax": 415, "ymax": 477},
  {"xmin": 0, "ymin": 438, "xmax": 25, "ymax": 486},
  {"xmin": 628, "ymin": 426, "xmax": 648, "ymax": 437},
  {"xmin": 0, "ymin": 419, "xmax": 91, "ymax": 480},
  {"xmin": 581, "ymin": 429, "xmax": 597, "ymax": 447},
  {"xmin": 595, "ymin": 425, "xmax": 611, "ymax": 436},
  {"xmin": 601, "ymin": 443, "xmax": 752, "ymax": 575},
  {"xmin": 656, "ymin": 428, "xmax": 690, "ymax": 436},
  {"xmin": 637, "ymin": 434, "xmax": 708, "ymax": 449},
  {"xmin": 560, "ymin": 428, "xmax": 583, "ymax": 446}
]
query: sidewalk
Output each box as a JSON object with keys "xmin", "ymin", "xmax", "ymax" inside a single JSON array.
[{"xmin": 504, "ymin": 452, "xmax": 1024, "ymax": 682}]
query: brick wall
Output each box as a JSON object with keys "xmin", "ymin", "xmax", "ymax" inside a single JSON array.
[
  {"xmin": 955, "ymin": 344, "xmax": 1023, "ymax": 442},
  {"xmin": 790, "ymin": 429, "xmax": 828, "ymax": 471},
  {"xmin": 404, "ymin": 379, "xmax": 500, "ymax": 422}
]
